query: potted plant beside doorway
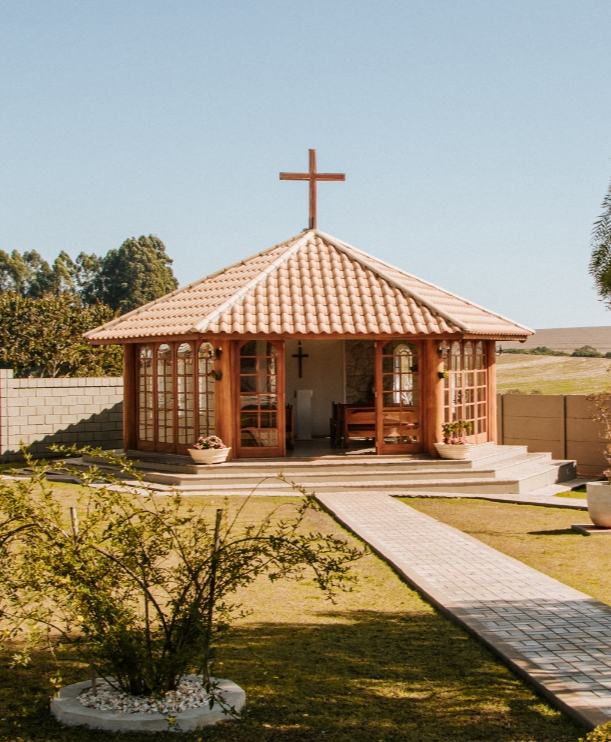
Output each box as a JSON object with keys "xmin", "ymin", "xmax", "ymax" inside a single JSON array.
[
  {"xmin": 189, "ymin": 435, "xmax": 231, "ymax": 465},
  {"xmin": 435, "ymin": 420, "xmax": 474, "ymax": 460}
]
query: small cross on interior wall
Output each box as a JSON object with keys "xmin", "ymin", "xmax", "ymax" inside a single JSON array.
[{"xmin": 292, "ymin": 341, "xmax": 309, "ymax": 378}]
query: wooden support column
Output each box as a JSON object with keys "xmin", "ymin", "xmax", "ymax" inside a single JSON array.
[
  {"xmin": 423, "ymin": 339, "xmax": 445, "ymax": 457},
  {"xmin": 487, "ymin": 340, "xmax": 498, "ymax": 444},
  {"xmin": 214, "ymin": 338, "xmax": 234, "ymax": 460},
  {"xmin": 123, "ymin": 344, "xmax": 137, "ymax": 452}
]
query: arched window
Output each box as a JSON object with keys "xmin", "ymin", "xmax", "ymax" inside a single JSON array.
[
  {"xmin": 198, "ymin": 342, "xmax": 215, "ymax": 438},
  {"xmin": 137, "ymin": 345, "xmax": 154, "ymax": 443},
  {"xmin": 156, "ymin": 344, "xmax": 174, "ymax": 445},
  {"xmin": 176, "ymin": 343, "xmax": 194, "ymax": 445},
  {"xmin": 381, "ymin": 340, "xmax": 419, "ymax": 446}
]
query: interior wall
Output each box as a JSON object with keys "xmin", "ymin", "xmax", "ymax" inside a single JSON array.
[
  {"xmin": 285, "ymin": 340, "xmax": 345, "ymax": 438},
  {"xmin": 345, "ymin": 340, "xmax": 376, "ymax": 404}
]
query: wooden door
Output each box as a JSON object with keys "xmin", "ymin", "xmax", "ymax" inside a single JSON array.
[
  {"xmin": 375, "ymin": 340, "xmax": 423, "ymax": 454},
  {"xmin": 236, "ymin": 339, "xmax": 285, "ymax": 458}
]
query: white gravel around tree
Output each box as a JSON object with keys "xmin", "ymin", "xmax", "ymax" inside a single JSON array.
[{"xmin": 78, "ymin": 677, "xmax": 211, "ymax": 715}]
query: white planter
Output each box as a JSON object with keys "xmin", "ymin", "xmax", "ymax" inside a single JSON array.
[
  {"xmin": 587, "ymin": 481, "xmax": 611, "ymax": 528},
  {"xmin": 188, "ymin": 447, "xmax": 231, "ymax": 465},
  {"xmin": 51, "ymin": 675, "xmax": 245, "ymax": 733},
  {"xmin": 434, "ymin": 442, "xmax": 475, "ymax": 461}
]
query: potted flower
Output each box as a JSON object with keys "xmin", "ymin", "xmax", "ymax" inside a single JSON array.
[
  {"xmin": 586, "ymin": 391, "xmax": 611, "ymax": 527},
  {"xmin": 434, "ymin": 420, "xmax": 474, "ymax": 460},
  {"xmin": 189, "ymin": 435, "xmax": 231, "ymax": 465}
]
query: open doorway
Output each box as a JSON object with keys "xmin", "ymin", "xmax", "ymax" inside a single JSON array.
[{"xmin": 284, "ymin": 339, "xmax": 345, "ymax": 456}]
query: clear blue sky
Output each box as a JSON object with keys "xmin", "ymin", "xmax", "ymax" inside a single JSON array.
[{"xmin": 1, "ymin": 0, "xmax": 611, "ymax": 329}]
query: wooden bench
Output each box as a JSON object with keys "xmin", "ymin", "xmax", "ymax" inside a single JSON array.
[
  {"xmin": 344, "ymin": 407, "xmax": 376, "ymax": 446},
  {"xmin": 342, "ymin": 406, "xmax": 420, "ymax": 447}
]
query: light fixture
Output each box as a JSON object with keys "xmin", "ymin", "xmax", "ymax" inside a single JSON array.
[
  {"xmin": 215, "ymin": 348, "xmax": 223, "ymax": 360},
  {"xmin": 437, "ymin": 343, "xmax": 449, "ymax": 360}
]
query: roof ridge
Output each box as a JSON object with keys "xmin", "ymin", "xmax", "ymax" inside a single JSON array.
[
  {"xmin": 317, "ymin": 231, "xmax": 533, "ymax": 335},
  {"xmin": 192, "ymin": 231, "xmax": 314, "ymax": 333},
  {"xmin": 314, "ymin": 229, "xmax": 467, "ymax": 332},
  {"xmin": 84, "ymin": 230, "xmax": 309, "ymax": 339}
]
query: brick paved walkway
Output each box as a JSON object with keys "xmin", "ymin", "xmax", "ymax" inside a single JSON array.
[{"xmin": 318, "ymin": 491, "xmax": 611, "ymax": 729}]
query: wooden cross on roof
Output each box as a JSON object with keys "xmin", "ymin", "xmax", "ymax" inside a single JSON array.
[{"xmin": 280, "ymin": 149, "xmax": 345, "ymax": 229}]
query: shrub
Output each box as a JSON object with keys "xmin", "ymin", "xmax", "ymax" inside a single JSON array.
[
  {"xmin": 0, "ymin": 450, "xmax": 364, "ymax": 697},
  {"xmin": 580, "ymin": 721, "xmax": 611, "ymax": 741},
  {"xmin": 501, "ymin": 346, "xmax": 568, "ymax": 356},
  {"xmin": 572, "ymin": 345, "xmax": 602, "ymax": 357}
]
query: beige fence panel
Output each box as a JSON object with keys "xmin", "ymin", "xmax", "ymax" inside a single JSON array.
[{"xmin": 497, "ymin": 394, "xmax": 607, "ymax": 476}]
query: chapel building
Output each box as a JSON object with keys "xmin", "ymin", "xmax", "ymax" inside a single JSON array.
[{"xmin": 85, "ymin": 228, "xmax": 532, "ymax": 460}]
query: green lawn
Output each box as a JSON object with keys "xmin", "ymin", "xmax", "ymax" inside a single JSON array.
[
  {"xmin": 555, "ymin": 489, "xmax": 588, "ymax": 499},
  {"xmin": 402, "ymin": 497, "xmax": 611, "ymax": 606},
  {"xmin": 0, "ymin": 491, "xmax": 583, "ymax": 741}
]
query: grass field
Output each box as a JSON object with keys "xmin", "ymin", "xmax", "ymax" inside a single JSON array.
[
  {"xmin": 404, "ymin": 497, "xmax": 611, "ymax": 605},
  {"xmin": 0, "ymin": 488, "xmax": 584, "ymax": 742},
  {"xmin": 497, "ymin": 353, "xmax": 611, "ymax": 394}
]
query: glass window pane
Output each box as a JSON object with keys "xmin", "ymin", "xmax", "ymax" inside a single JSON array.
[{"xmin": 239, "ymin": 341, "xmax": 280, "ymax": 448}]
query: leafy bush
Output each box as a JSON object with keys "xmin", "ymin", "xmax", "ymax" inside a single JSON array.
[
  {"xmin": 501, "ymin": 346, "xmax": 568, "ymax": 356},
  {"xmin": 580, "ymin": 721, "xmax": 611, "ymax": 741},
  {"xmin": 0, "ymin": 451, "xmax": 364, "ymax": 697},
  {"xmin": 572, "ymin": 345, "xmax": 602, "ymax": 358}
]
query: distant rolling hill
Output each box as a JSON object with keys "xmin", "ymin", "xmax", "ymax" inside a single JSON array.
[{"xmin": 501, "ymin": 326, "xmax": 611, "ymax": 354}]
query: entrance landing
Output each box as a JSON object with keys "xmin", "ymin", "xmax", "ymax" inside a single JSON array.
[
  {"xmin": 117, "ymin": 444, "xmax": 576, "ymax": 497},
  {"xmin": 319, "ymin": 491, "xmax": 611, "ymax": 730}
]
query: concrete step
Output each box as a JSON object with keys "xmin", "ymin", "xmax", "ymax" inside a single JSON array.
[
  {"xmin": 147, "ymin": 460, "xmax": 576, "ymax": 496},
  {"xmin": 139, "ymin": 452, "xmax": 563, "ymax": 489},
  {"xmin": 78, "ymin": 446, "xmax": 576, "ymax": 497},
  {"xmin": 120, "ymin": 444, "xmax": 532, "ymax": 475}
]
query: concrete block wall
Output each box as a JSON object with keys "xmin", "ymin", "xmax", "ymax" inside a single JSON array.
[
  {"xmin": 497, "ymin": 393, "xmax": 607, "ymax": 476},
  {"xmin": 0, "ymin": 370, "xmax": 123, "ymax": 461}
]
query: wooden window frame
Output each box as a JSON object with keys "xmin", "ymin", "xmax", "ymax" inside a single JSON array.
[
  {"xmin": 135, "ymin": 340, "xmax": 218, "ymax": 455},
  {"xmin": 235, "ymin": 339, "xmax": 285, "ymax": 459},
  {"xmin": 375, "ymin": 339, "xmax": 424, "ymax": 455},
  {"xmin": 443, "ymin": 339, "xmax": 489, "ymax": 444}
]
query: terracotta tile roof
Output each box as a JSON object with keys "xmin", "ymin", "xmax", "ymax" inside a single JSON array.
[{"xmin": 85, "ymin": 230, "xmax": 533, "ymax": 342}]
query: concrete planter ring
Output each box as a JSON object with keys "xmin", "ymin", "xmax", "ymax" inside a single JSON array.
[
  {"xmin": 587, "ymin": 481, "xmax": 611, "ymax": 528},
  {"xmin": 51, "ymin": 675, "xmax": 245, "ymax": 733},
  {"xmin": 434, "ymin": 442, "xmax": 474, "ymax": 461},
  {"xmin": 188, "ymin": 447, "xmax": 231, "ymax": 465}
]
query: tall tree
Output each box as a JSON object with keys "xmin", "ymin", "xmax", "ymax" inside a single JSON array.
[
  {"xmin": 86, "ymin": 235, "xmax": 178, "ymax": 313},
  {"xmin": 590, "ymin": 180, "xmax": 611, "ymax": 306}
]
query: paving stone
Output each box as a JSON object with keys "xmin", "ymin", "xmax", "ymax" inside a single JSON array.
[{"xmin": 318, "ymin": 491, "xmax": 611, "ymax": 729}]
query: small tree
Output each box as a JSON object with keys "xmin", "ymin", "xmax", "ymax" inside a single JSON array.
[
  {"xmin": 0, "ymin": 451, "xmax": 364, "ymax": 697},
  {"xmin": 590, "ymin": 179, "xmax": 611, "ymax": 307},
  {"xmin": 0, "ymin": 292, "xmax": 121, "ymax": 377}
]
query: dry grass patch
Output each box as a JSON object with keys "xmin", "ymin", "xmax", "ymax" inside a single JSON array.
[
  {"xmin": 497, "ymin": 354, "xmax": 611, "ymax": 394},
  {"xmin": 0, "ymin": 487, "xmax": 584, "ymax": 741}
]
